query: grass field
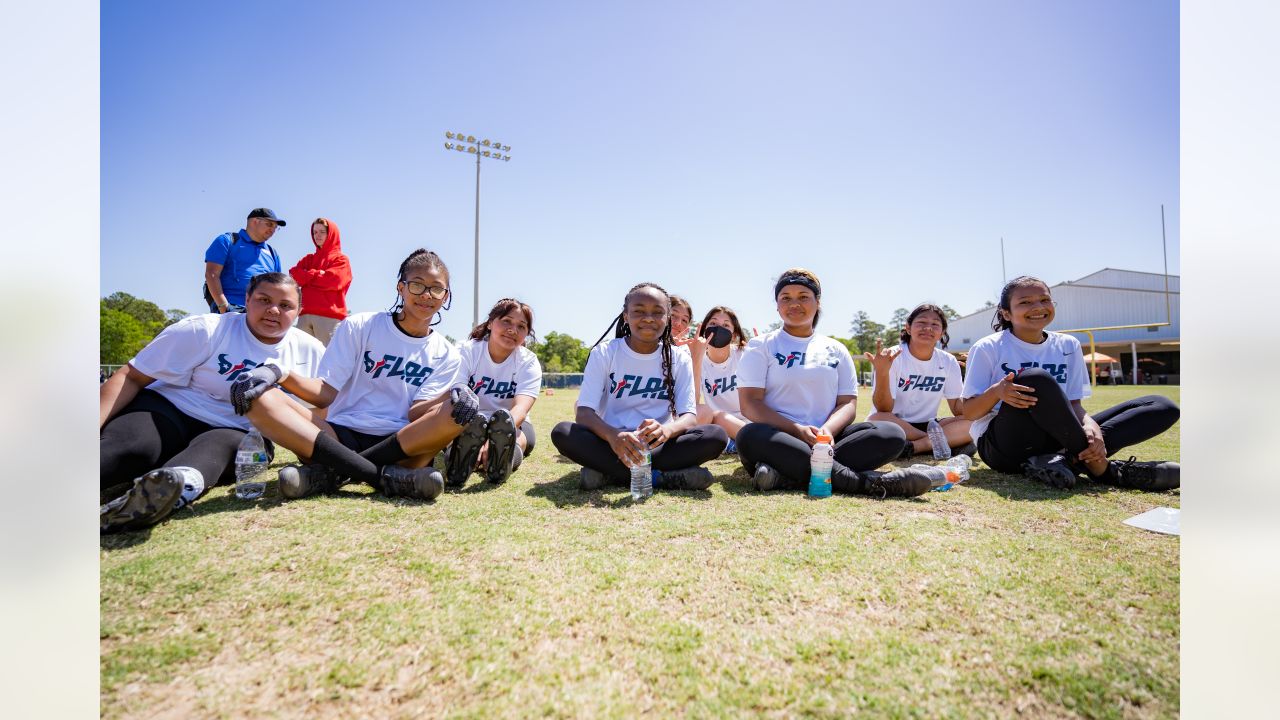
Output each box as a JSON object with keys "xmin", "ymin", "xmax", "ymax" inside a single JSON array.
[{"xmin": 101, "ymin": 385, "xmax": 1180, "ymax": 719}]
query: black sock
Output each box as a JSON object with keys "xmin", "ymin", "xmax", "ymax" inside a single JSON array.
[
  {"xmin": 360, "ymin": 433, "xmax": 409, "ymax": 468},
  {"xmin": 311, "ymin": 433, "xmax": 381, "ymax": 484}
]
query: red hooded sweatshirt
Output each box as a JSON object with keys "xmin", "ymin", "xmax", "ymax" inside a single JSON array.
[{"xmin": 289, "ymin": 218, "xmax": 352, "ymax": 320}]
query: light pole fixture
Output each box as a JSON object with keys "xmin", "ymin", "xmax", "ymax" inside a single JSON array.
[{"xmin": 444, "ymin": 130, "xmax": 512, "ymax": 328}]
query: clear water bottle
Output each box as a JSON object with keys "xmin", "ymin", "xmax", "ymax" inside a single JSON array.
[
  {"xmin": 808, "ymin": 431, "xmax": 834, "ymax": 498},
  {"xmin": 235, "ymin": 429, "xmax": 269, "ymax": 500},
  {"xmin": 914, "ymin": 454, "xmax": 973, "ymax": 492},
  {"xmin": 927, "ymin": 418, "xmax": 951, "ymax": 460},
  {"xmin": 630, "ymin": 434, "xmax": 653, "ymax": 501}
]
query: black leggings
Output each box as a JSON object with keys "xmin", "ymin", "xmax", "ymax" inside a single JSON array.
[
  {"xmin": 550, "ymin": 421, "xmax": 727, "ymax": 482},
  {"xmin": 100, "ymin": 389, "xmax": 273, "ymax": 496},
  {"xmin": 977, "ymin": 368, "xmax": 1180, "ymax": 473},
  {"xmin": 736, "ymin": 421, "xmax": 907, "ymax": 487}
]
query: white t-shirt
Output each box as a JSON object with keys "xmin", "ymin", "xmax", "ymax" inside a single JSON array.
[
  {"xmin": 577, "ymin": 338, "xmax": 697, "ymax": 429},
  {"xmin": 961, "ymin": 329, "xmax": 1092, "ymax": 440},
  {"xmin": 320, "ymin": 312, "xmax": 462, "ymax": 435},
  {"xmin": 738, "ymin": 329, "xmax": 856, "ymax": 428},
  {"xmin": 457, "ymin": 338, "xmax": 542, "ymax": 417},
  {"xmin": 871, "ymin": 343, "xmax": 963, "ymax": 423},
  {"xmin": 130, "ymin": 313, "xmax": 325, "ymax": 430},
  {"xmin": 699, "ymin": 346, "xmax": 743, "ymax": 417}
]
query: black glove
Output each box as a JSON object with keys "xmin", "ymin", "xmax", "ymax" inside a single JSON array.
[
  {"xmin": 450, "ymin": 386, "xmax": 480, "ymax": 427},
  {"xmin": 230, "ymin": 364, "xmax": 284, "ymax": 416}
]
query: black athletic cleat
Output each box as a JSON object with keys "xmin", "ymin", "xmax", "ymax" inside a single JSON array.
[
  {"xmin": 860, "ymin": 467, "xmax": 932, "ymax": 499},
  {"xmin": 446, "ymin": 414, "xmax": 489, "ymax": 488},
  {"xmin": 1021, "ymin": 453, "xmax": 1080, "ymax": 490},
  {"xmin": 752, "ymin": 462, "xmax": 784, "ymax": 491},
  {"xmin": 657, "ymin": 466, "xmax": 715, "ymax": 491},
  {"xmin": 278, "ymin": 464, "xmax": 348, "ymax": 500},
  {"xmin": 898, "ymin": 440, "xmax": 917, "ymax": 459},
  {"xmin": 379, "ymin": 465, "xmax": 444, "ymax": 501},
  {"xmin": 100, "ymin": 468, "xmax": 184, "ymax": 534},
  {"xmin": 1106, "ymin": 456, "xmax": 1180, "ymax": 491},
  {"xmin": 484, "ymin": 409, "xmax": 518, "ymax": 484},
  {"xmin": 954, "ymin": 441, "xmax": 979, "ymax": 459}
]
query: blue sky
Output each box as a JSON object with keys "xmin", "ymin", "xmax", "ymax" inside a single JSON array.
[{"xmin": 102, "ymin": 0, "xmax": 1178, "ymax": 344}]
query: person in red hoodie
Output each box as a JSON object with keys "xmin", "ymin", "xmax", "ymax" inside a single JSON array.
[{"xmin": 289, "ymin": 218, "xmax": 352, "ymax": 345}]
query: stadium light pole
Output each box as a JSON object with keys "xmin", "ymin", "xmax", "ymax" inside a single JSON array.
[{"xmin": 443, "ymin": 131, "xmax": 512, "ymax": 327}]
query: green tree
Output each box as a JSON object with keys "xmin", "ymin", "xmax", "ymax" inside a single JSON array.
[
  {"xmin": 99, "ymin": 292, "xmax": 189, "ymax": 364},
  {"xmin": 100, "ymin": 303, "xmax": 151, "ymax": 364},
  {"xmin": 882, "ymin": 307, "xmax": 910, "ymax": 345},
  {"xmin": 529, "ymin": 331, "xmax": 590, "ymax": 372},
  {"xmin": 940, "ymin": 304, "xmax": 961, "ymax": 320},
  {"xmin": 849, "ymin": 311, "xmax": 885, "ymax": 355}
]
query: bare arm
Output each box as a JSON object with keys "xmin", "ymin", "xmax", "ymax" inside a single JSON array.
[
  {"xmin": 204, "ymin": 262, "xmax": 229, "ymax": 312},
  {"xmin": 862, "ymin": 340, "xmax": 897, "ymax": 413},
  {"xmin": 99, "ymin": 364, "xmax": 155, "ymax": 428},
  {"xmin": 508, "ymin": 394, "xmax": 536, "ymax": 430},
  {"xmin": 278, "ymin": 375, "xmax": 339, "ymax": 408},
  {"xmin": 739, "ymin": 387, "xmax": 810, "ymax": 442},
  {"xmin": 946, "ymin": 397, "xmax": 964, "ymax": 416},
  {"xmin": 821, "ymin": 395, "xmax": 858, "ymax": 437},
  {"xmin": 962, "ymin": 372, "xmax": 1035, "ymax": 420}
]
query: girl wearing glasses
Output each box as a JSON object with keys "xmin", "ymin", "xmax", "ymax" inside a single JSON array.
[
  {"xmin": 961, "ymin": 275, "xmax": 1181, "ymax": 491},
  {"xmin": 231, "ymin": 248, "xmax": 477, "ymax": 501},
  {"xmin": 445, "ymin": 298, "xmax": 542, "ymax": 488},
  {"xmin": 99, "ymin": 273, "xmax": 326, "ymax": 533},
  {"xmin": 551, "ymin": 282, "xmax": 727, "ymax": 491},
  {"xmin": 735, "ymin": 268, "xmax": 931, "ymax": 498},
  {"xmin": 863, "ymin": 303, "xmax": 975, "ymax": 458}
]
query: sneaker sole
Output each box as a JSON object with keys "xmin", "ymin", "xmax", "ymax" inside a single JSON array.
[
  {"xmin": 485, "ymin": 410, "xmax": 518, "ymax": 484},
  {"xmin": 446, "ymin": 416, "xmax": 489, "ymax": 488},
  {"xmin": 100, "ymin": 469, "xmax": 183, "ymax": 533}
]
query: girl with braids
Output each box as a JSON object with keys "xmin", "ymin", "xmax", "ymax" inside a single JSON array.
[
  {"xmin": 961, "ymin": 275, "xmax": 1180, "ymax": 490},
  {"xmin": 227, "ymin": 248, "xmax": 482, "ymax": 502},
  {"xmin": 550, "ymin": 282, "xmax": 728, "ymax": 491},
  {"xmin": 736, "ymin": 268, "xmax": 932, "ymax": 498},
  {"xmin": 99, "ymin": 273, "xmax": 326, "ymax": 533},
  {"xmin": 864, "ymin": 303, "xmax": 976, "ymax": 458},
  {"xmin": 445, "ymin": 298, "xmax": 542, "ymax": 488},
  {"xmin": 688, "ymin": 305, "xmax": 750, "ymax": 450}
]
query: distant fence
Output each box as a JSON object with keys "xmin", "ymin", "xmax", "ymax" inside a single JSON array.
[
  {"xmin": 542, "ymin": 373, "xmax": 584, "ymax": 389},
  {"xmin": 100, "ymin": 364, "xmax": 124, "ymax": 383}
]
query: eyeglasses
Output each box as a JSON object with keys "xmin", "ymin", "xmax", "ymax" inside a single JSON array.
[{"xmin": 404, "ymin": 281, "xmax": 448, "ymax": 299}]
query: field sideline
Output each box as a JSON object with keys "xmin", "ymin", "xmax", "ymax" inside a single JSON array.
[{"xmin": 101, "ymin": 385, "xmax": 1180, "ymax": 718}]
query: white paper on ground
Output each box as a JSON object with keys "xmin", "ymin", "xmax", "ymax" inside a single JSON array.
[{"xmin": 1122, "ymin": 507, "xmax": 1180, "ymax": 536}]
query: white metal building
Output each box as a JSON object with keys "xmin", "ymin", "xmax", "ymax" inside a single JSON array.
[{"xmin": 946, "ymin": 269, "xmax": 1180, "ymax": 384}]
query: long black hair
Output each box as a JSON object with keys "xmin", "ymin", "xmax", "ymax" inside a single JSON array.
[
  {"xmin": 592, "ymin": 282, "xmax": 677, "ymax": 419},
  {"xmin": 991, "ymin": 275, "xmax": 1050, "ymax": 332},
  {"xmin": 389, "ymin": 248, "xmax": 452, "ymax": 326}
]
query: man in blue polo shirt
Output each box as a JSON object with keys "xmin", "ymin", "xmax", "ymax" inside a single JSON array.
[{"xmin": 202, "ymin": 207, "xmax": 286, "ymax": 313}]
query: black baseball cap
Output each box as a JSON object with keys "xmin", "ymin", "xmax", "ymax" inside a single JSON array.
[{"xmin": 247, "ymin": 208, "xmax": 286, "ymax": 226}]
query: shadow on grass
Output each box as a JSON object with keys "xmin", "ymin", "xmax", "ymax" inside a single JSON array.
[{"xmin": 527, "ymin": 470, "xmax": 713, "ymax": 508}]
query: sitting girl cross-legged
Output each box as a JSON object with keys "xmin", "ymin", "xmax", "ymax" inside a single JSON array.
[
  {"xmin": 551, "ymin": 282, "xmax": 727, "ymax": 491},
  {"xmin": 961, "ymin": 275, "xmax": 1180, "ymax": 491},
  {"xmin": 735, "ymin": 268, "xmax": 932, "ymax": 498},
  {"xmin": 864, "ymin": 303, "xmax": 975, "ymax": 458},
  {"xmin": 229, "ymin": 249, "xmax": 480, "ymax": 502}
]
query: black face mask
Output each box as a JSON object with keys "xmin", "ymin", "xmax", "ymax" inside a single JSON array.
[{"xmin": 702, "ymin": 325, "xmax": 733, "ymax": 348}]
